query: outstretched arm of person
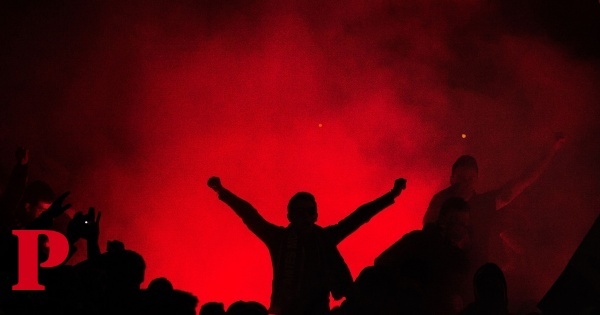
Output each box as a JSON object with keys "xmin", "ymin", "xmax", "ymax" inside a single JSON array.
[
  {"xmin": 28, "ymin": 191, "xmax": 72, "ymax": 229},
  {"xmin": 207, "ymin": 177, "xmax": 277, "ymax": 241},
  {"xmin": 495, "ymin": 133, "xmax": 566, "ymax": 210},
  {"xmin": 329, "ymin": 178, "xmax": 407, "ymax": 244}
]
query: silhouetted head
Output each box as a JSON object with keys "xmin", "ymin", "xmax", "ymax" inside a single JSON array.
[
  {"xmin": 168, "ymin": 290, "xmax": 199, "ymax": 315},
  {"xmin": 438, "ymin": 197, "xmax": 471, "ymax": 250},
  {"xmin": 147, "ymin": 277, "xmax": 173, "ymax": 292},
  {"xmin": 103, "ymin": 249, "xmax": 146, "ymax": 292},
  {"xmin": 450, "ymin": 155, "xmax": 478, "ymax": 199},
  {"xmin": 473, "ymin": 263, "xmax": 508, "ymax": 311},
  {"xmin": 227, "ymin": 301, "xmax": 268, "ymax": 315},
  {"xmin": 287, "ymin": 192, "xmax": 317, "ymax": 226},
  {"xmin": 21, "ymin": 180, "xmax": 55, "ymax": 221},
  {"xmin": 200, "ymin": 302, "xmax": 225, "ymax": 315}
]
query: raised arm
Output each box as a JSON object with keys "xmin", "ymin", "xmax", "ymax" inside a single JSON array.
[
  {"xmin": 207, "ymin": 177, "xmax": 277, "ymax": 241},
  {"xmin": 495, "ymin": 133, "xmax": 565, "ymax": 210},
  {"xmin": 28, "ymin": 191, "xmax": 71, "ymax": 230},
  {"xmin": 67, "ymin": 207, "xmax": 102, "ymax": 261},
  {"xmin": 328, "ymin": 178, "xmax": 407, "ymax": 244}
]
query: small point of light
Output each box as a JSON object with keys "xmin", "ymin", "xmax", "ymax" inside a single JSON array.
[
  {"xmin": 84, "ymin": 221, "xmax": 89, "ymax": 224},
  {"xmin": 461, "ymin": 133, "xmax": 467, "ymax": 139},
  {"xmin": 318, "ymin": 123, "xmax": 323, "ymax": 128}
]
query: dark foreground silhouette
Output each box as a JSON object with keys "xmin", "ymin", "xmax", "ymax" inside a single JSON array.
[{"xmin": 0, "ymin": 144, "xmax": 597, "ymax": 315}]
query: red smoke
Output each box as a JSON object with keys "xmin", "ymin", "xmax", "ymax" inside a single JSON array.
[{"xmin": 1, "ymin": 0, "xmax": 599, "ymax": 311}]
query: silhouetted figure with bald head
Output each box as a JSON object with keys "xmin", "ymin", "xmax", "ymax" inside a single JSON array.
[{"xmin": 207, "ymin": 176, "xmax": 407, "ymax": 315}]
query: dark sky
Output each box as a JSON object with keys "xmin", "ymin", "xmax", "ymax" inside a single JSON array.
[{"xmin": 1, "ymin": 0, "xmax": 599, "ymax": 309}]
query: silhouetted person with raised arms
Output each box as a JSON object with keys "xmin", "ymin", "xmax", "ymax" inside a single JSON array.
[
  {"xmin": 0, "ymin": 147, "xmax": 71, "ymax": 234},
  {"xmin": 423, "ymin": 134, "xmax": 565, "ymax": 267},
  {"xmin": 207, "ymin": 176, "xmax": 407, "ymax": 315}
]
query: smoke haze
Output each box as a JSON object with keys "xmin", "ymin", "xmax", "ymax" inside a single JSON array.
[{"xmin": 1, "ymin": 0, "xmax": 599, "ymax": 309}]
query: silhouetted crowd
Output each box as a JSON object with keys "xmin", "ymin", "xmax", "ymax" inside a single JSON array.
[{"xmin": 0, "ymin": 137, "xmax": 598, "ymax": 315}]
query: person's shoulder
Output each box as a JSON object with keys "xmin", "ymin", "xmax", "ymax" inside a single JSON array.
[
  {"xmin": 257, "ymin": 221, "xmax": 285, "ymax": 237},
  {"xmin": 428, "ymin": 186, "xmax": 454, "ymax": 209},
  {"xmin": 432, "ymin": 186, "xmax": 454, "ymax": 199},
  {"xmin": 471, "ymin": 189, "xmax": 499, "ymax": 204},
  {"xmin": 400, "ymin": 228, "xmax": 426, "ymax": 242},
  {"xmin": 378, "ymin": 229, "xmax": 423, "ymax": 251}
]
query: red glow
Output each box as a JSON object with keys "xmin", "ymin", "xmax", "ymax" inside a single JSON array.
[{"xmin": 1, "ymin": 0, "xmax": 598, "ymax": 312}]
